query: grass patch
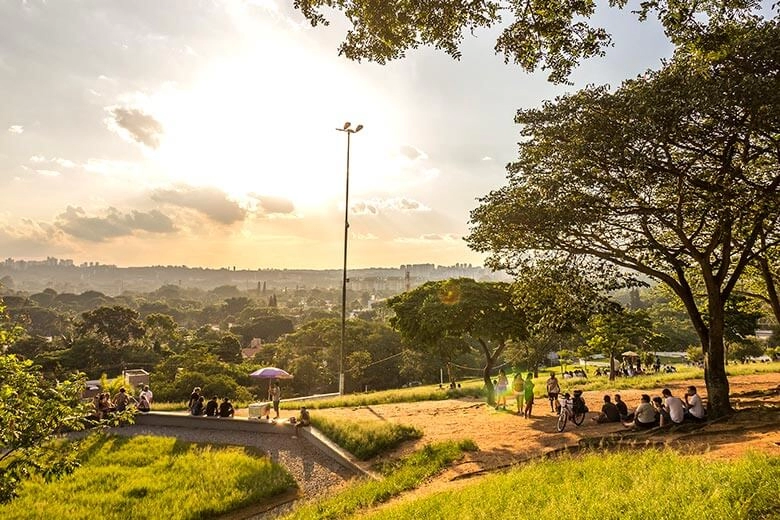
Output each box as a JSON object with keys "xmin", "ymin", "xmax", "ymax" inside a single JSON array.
[
  {"xmin": 282, "ymin": 439, "xmax": 478, "ymax": 520},
  {"xmin": 310, "ymin": 415, "xmax": 423, "ymax": 460},
  {"xmin": 361, "ymin": 449, "xmax": 780, "ymax": 520},
  {"xmin": 282, "ymin": 385, "xmax": 483, "ymax": 410},
  {"xmin": 0, "ymin": 434, "xmax": 296, "ymax": 520}
]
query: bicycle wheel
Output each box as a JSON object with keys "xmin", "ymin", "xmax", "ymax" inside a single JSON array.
[
  {"xmin": 556, "ymin": 411, "xmax": 567, "ymax": 432},
  {"xmin": 573, "ymin": 410, "xmax": 586, "ymax": 425}
]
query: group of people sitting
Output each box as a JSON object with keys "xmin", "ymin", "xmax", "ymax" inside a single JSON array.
[
  {"xmin": 592, "ymin": 386, "xmax": 707, "ymax": 428},
  {"xmin": 187, "ymin": 387, "xmax": 235, "ymax": 418},
  {"xmin": 92, "ymin": 385, "xmax": 153, "ymax": 419}
]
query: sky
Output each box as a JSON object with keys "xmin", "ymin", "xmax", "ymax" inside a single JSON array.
[{"xmin": 0, "ymin": 0, "xmax": 673, "ymax": 270}]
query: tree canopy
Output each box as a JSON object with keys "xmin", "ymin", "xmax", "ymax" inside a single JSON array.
[
  {"xmin": 293, "ymin": 0, "xmax": 768, "ymax": 82},
  {"xmin": 467, "ymin": 19, "xmax": 780, "ymax": 417}
]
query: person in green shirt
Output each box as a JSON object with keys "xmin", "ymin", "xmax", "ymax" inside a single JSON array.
[{"xmin": 523, "ymin": 373, "xmax": 535, "ymax": 419}]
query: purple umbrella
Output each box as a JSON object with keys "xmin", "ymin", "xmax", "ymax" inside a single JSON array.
[
  {"xmin": 250, "ymin": 367, "xmax": 293, "ymax": 400},
  {"xmin": 249, "ymin": 367, "xmax": 293, "ymax": 380}
]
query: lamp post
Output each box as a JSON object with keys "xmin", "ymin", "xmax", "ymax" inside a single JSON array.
[{"xmin": 336, "ymin": 121, "xmax": 363, "ymax": 395}]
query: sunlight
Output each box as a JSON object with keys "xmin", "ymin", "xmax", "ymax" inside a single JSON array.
[{"xmin": 140, "ymin": 24, "xmax": 406, "ymax": 211}]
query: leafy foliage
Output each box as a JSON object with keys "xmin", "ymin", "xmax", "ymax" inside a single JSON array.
[{"xmin": 468, "ymin": 19, "xmax": 780, "ymax": 416}]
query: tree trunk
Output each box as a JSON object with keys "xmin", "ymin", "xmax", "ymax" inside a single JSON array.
[
  {"xmin": 758, "ymin": 254, "xmax": 780, "ymax": 326},
  {"xmin": 704, "ymin": 311, "xmax": 732, "ymax": 418},
  {"xmin": 483, "ymin": 361, "xmax": 495, "ymax": 406},
  {"xmin": 609, "ymin": 351, "xmax": 616, "ymax": 381}
]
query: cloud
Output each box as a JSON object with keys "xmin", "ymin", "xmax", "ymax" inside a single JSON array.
[
  {"xmin": 0, "ymin": 220, "xmax": 69, "ymax": 257},
  {"xmin": 399, "ymin": 145, "xmax": 428, "ymax": 161},
  {"xmin": 108, "ymin": 107, "xmax": 164, "ymax": 148},
  {"xmin": 55, "ymin": 206, "xmax": 175, "ymax": 242},
  {"xmin": 33, "ymin": 169, "xmax": 61, "ymax": 177},
  {"xmin": 395, "ymin": 233, "xmax": 462, "ymax": 243},
  {"xmin": 7, "ymin": 125, "xmax": 24, "ymax": 134},
  {"xmin": 351, "ymin": 197, "xmax": 431, "ymax": 215},
  {"xmin": 249, "ymin": 194, "xmax": 295, "ymax": 215},
  {"xmin": 481, "ymin": 156, "xmax": 494, "ymax": 161},
  {"xmin": 30, "ymin": 155, "xmax": 77, "ymax": 168},
  {"xmin": 151, "ymin": 185, "xmax": 247, "ymax": 224}
]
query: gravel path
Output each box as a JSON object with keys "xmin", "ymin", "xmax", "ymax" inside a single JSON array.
[{"xmin": 113, "ymin": 425, "xmax": 359, "ymax": 518}]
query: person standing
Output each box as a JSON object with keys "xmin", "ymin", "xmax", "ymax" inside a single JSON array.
[
  {"xmin": 546, "ymin": 372, "xmax": 561, "ymax": 413},
  {"xmin": 270, "ymin": 382, "xmax": 281, "ymax": 420},
  {"xmin": 512, "ymin": 371, "xmax": 524, "ymax": 415},
  {"xmin": 495, "ymin": 368, "xmax": 508, "ymax": 410},
  {"xmin": 523, "ymin": 373, "xmax": 535, "ymax": 419}
]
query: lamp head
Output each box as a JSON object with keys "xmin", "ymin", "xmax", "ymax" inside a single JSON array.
[
  {"xmin": 343, "ymin": 122, "xmax": 351, "ymax": 130},
  {"xmin": 354, "ymin": 124, "xmax": 363, "ymax": 132}
]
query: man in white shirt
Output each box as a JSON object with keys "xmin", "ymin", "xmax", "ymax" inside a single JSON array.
[
  {"xmin": 684, "ymin": 385, "xmax": 706, "ymax": 422},
  {"xmin": 662, "ymin": 388, "xmax": 685, "ymax": 425}
]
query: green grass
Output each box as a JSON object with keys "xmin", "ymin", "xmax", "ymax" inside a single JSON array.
[
  {"xmin": 310, "ymin": 415, "xmax": 423, "ymax": 460},
  {"xmin": 0, "ymin": 434, "xmax": 296, "ymax": 520},
  {"xmin": 281, "ymin": 385, "xmax": 483, "ymax": 410},
  {"xmin": 360, "ymin": 449, "xmax": 780, "ymax": 520},
  {"xmin": 281, "ymin": 440, "xmax": 478, "ymax": 520}
]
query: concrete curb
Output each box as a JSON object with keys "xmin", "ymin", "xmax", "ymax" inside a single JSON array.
[{"xmin": 299, "ymin": 426, "xmax": 380, "ymax": 480}]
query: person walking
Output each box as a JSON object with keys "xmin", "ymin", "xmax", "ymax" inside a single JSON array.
[
  {"xmin": 495, "ymin": 368, "xmax": 508, "ymax": 410},
  {"xmin": 523, "ymin": 373, "xmax": 535, "ymax": 419}
]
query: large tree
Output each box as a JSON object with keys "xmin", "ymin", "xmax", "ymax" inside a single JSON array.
[
  {"xmin": 388, "ymin": 278, "xmax": 526, "ymax": 404},
  {"xmin": 467, "ymin": 20, "xmax": 780, "ymax": 417},
  {"xmin": 293, "ymin": 0, "xmax": 762, "ymax": 82}
]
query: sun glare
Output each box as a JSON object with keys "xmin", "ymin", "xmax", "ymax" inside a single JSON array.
[{"xmin": 140, "ymin": 26, "xmax": 404, "ymax": 212}]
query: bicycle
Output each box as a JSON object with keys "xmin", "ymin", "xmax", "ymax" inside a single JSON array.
[{"xmin": 556, "ymin": 391, "xmax": 587, "ymax": 432}]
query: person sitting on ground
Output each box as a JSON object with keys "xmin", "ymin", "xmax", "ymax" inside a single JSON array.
[
  {"xmin": 614, "ymin": 394, "xmax": 629, "ymax": 421},
  {"xmin": 684, "ymin": 386, "xmax": 706, "ymax": 422},
  {"xmin": 662, "ymin": 388, "xmax": 685, "ymax": 426},
  {"xmin": 139, "ymin": 385, "xmax": 153, "ymax": 408},
  {"xmin": 204, "ymin": 395, "xmax": 219, "ymax": 417},
  {"xmin": 218, "ymin": 397, "xmax": 234, "ymax": 418},
  {"xmin": 652, "ymin": 396, "xmax": 669, "ymax": 426},
  {"xmin": 191, "ymin": 395, "xmax": 205, "ymax": 416},
  {"xmin": 293, "ymin": 406, "xmax": 311, "ymax": 437},
  {"xmin": 97, "ymin": 392, "xmax": 114, "ymax": 418},
  {"xmin": 113, "ymin": 387, "xmax": 133, "ymax": 412},
  {"xmin": 624, "ymin": 394, "xmax": 658, "ymax": 429},
  {"xmin": 137, "ymin": 393, "xmax": 151, "ymax": 413},
  {"xmin": 593, "ymin": 395, "xmax": 621, "ymax": 423}
]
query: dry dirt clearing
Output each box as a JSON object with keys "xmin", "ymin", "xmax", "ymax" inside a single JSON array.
[{"xmin": 325, "ymin": 371, "xmax": 780, "ymax": 480}]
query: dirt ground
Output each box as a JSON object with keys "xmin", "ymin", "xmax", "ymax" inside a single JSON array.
[{"xmin": 324, "ymin": 371, "xmax": 780, "ymax": 480}]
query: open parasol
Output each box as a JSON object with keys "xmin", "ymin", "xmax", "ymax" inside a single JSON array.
[{"xmin": 249, "ymin": 366, "xmax": 294, "ymax": 379}]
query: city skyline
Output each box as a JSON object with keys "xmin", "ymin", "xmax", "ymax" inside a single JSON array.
[{"xmin": 1, "ymin": 1, "xmax": 672, "ymax": 270}]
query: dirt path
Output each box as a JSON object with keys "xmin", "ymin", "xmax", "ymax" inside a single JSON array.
[{"xmin": 324, "ymin": 371, "xmax": 780, "ymax": 480}]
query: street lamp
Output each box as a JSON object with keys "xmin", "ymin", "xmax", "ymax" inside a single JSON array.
[{"xmin": 336, "ymin": 121, "xmax": 363, "ymax": 395}]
